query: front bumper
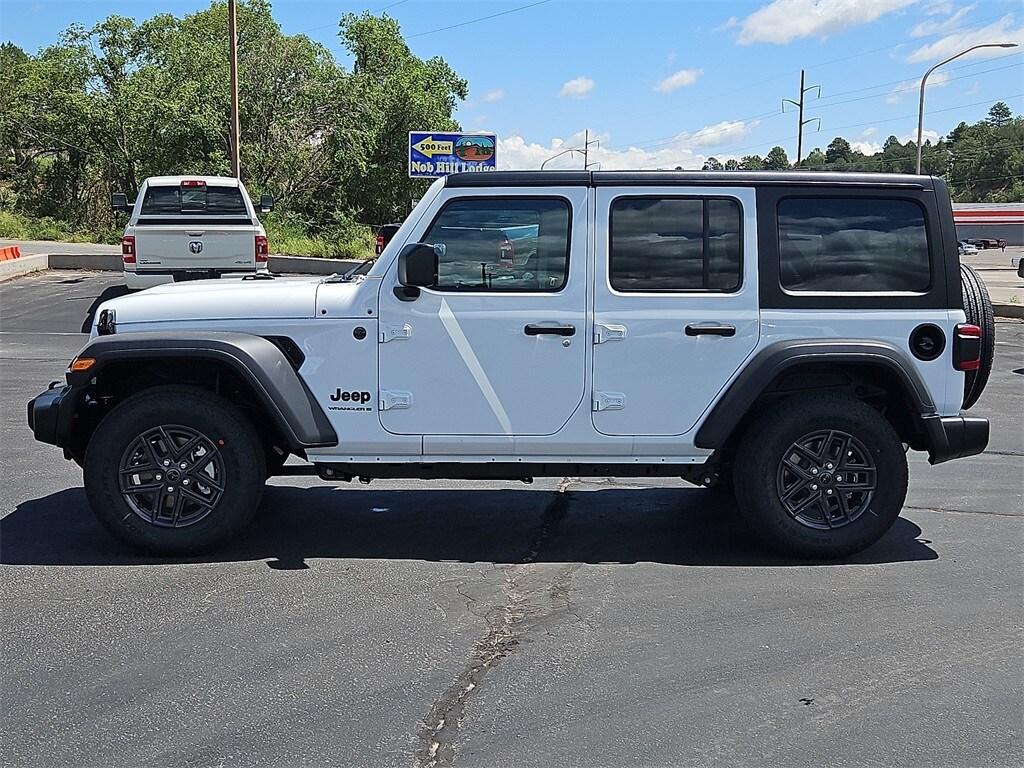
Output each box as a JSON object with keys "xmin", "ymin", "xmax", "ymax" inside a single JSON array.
[
  {"xmin": 27, "ymin": 382, "xmax": 74, "ymax": 448},
  {"xmin": 921, "ymin": 414, "xmax": 989, "ymax": 465}
]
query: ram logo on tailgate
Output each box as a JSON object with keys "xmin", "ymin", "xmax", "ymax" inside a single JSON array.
[{"xmin": 188, "ymin": 241, "xmax": 203, "ymax": 254}]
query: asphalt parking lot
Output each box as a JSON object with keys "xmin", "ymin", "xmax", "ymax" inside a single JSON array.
[{"xmin": 1, "ymin": 271, "xmax": 1022, "ymax": 768}]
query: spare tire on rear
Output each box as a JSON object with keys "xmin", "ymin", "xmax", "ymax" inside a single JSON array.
[{"xmin": 960, "ymin": 263, "xmax": 995, "ymax": 409}]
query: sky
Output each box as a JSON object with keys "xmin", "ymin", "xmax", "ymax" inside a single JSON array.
[{"xmin": 2, "ymin": 0, "xmax": 1022, "ymax": 170}]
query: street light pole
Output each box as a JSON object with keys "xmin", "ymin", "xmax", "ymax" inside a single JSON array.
[
  {"xmin": 228, "ymin": 0, "xmax": 241, "ymax": 179},
  {"xmin": 540, "ymin": 148, "xmax": 582, "ymax": 170},
  {"xmin": 915, "ymin": 42, "xmax": 1018, "ymax": 174}
]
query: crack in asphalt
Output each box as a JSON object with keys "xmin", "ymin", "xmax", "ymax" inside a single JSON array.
[
  {"xmin": 904, "ymin": 504, "xmax": 1023, "ymax": 517},
  {"xmin": 413, "ymin": 479, "xmax": 578, "ymax": 768}
]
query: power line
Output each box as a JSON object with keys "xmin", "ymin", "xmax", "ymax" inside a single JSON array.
[{"xmin": 407, "ymin": 0, "xmax": 552, "ymax": 39}]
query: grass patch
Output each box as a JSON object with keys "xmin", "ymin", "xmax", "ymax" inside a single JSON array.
[{"xmin": 0, "ymin": 210, "xmax": 120, "ymax": 244}]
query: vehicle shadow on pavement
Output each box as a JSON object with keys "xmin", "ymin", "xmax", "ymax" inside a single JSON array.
[
  {"xmin": 1, "ymin": 485, "xmax": 938, "ymax": 568},
  {"xmin": 79, "ymin": 284, "xmax": 132, "ymax": 333}
]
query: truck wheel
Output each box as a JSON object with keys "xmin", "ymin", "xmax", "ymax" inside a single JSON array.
[
  {"xmin": 84, "ymin": 386, "xmax": 266, "ymax": 554},
  {"xmin": 732, "ymin": 394, "xmax": 907, "ymax": 559},
  {"xmin": 960, "ymin": 263, "xmax": 995, "ymax": 409}
]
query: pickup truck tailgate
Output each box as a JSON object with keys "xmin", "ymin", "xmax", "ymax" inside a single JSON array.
[{"xmin": 135, "ymin": 224, "xmax": 256, "ymax": 272}]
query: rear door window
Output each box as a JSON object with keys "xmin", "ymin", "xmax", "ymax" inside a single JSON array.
[
  {"xmin": 778, "ymin": 197, "xmax": 930, "ymax": 292},
  {"xmin": 609, "ymin": 197, "xmax": 742, "ymax": 292}
]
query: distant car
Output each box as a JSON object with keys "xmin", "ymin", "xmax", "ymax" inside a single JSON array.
[
  {"xmin": 375, "ymin": 224, "xmax": 401, "ymax": 255},
  {"xmin": 1012, "ymin": 254, "xmax": 1023, "ymax": 278},
  {"xmin": 959, "ymin": 241, "xmax": 979, "ymax": 256},
  {"xmin": 973, "ymin": 238, "xmax": 1007, "ymax": 250}
]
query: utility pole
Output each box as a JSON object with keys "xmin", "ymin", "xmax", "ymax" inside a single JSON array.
[
  {"xmin": 228, "ymin": 0, "xmax": 241, "ymax": 178},
  {"xmin": 782, "ymin": 69, "xmax": 821, "ymax": 165}
]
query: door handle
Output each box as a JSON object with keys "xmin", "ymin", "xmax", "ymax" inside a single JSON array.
[
  {"xmin": 685, "ymin": 323, "xmax": 736, "ymax": 337},
  {"xmin": 524, "ymin": 323, "xmax": 576, "ymax": 337},
  {"xmin": 185, "ymin": 231, "xmax": 205, "ymax": 237}
]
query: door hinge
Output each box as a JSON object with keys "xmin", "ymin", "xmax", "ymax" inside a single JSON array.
[
  {"xmin": 593, "ymin": 391, "xmax": 626, "ymax": 411},
  {"xmin": 380, "ymin": 390, "xmax": 413, "ymax": 410},
  {"xmin": 594, "ymin": 324, "xmax": 627, "ymax": 344},
  {"xmin": 379, "ymin": 323, "xmax": 412, "ymax": 343}
]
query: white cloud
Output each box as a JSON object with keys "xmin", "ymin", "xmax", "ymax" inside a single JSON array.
[
  {"xmin": 885, "ymin": 70, "xmax": 950, "ymax": 103},
  {"xmin": 655, "ymin": 68, "xmax": 703, "ymax": 93},
  {"xmin": 716, "ymin": 16, "xmax": 739, "ymax": 31},
  {"xmin": 924, "ymin": 0, "xmax": 954, "ymax": 14},
  {"xmin": 559, "ymin": 76, "xmax": 595, "ymax": 99},
  {"xmin": 481, "ymin": 89, "xmax": 505, "ymax": 103},
  {"xmin": 862, "ymin": 127, "xmax": 878, "ymax": 137},
  {"xmin": 907, "ymin": 14, "xmax": 1023, "ymax": 62},
  {"xmin": 497, "ymin": 122, "xmax": 760, "ymax": 171},
  {"xmin": 910, "ymin": 4, "xmax": 974, "ymax": 37},
  {"xmin": 737, "ymin": 0, "xmax": 917, "ymax": 45}
]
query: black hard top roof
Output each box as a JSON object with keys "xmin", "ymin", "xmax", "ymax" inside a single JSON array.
[{"xmin": 445, "ymin": 170, "xmax": 935, "ymax": 189}]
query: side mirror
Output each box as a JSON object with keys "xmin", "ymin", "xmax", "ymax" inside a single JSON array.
[
  {"xmin": 111, "ymin": 192, "xmax": 129, "ymax": 213},
  {"xmin": 398, "ymin": 242, "xmax": 439, "ymax": 288},
  {"xmin": 259, "ymin": 194, "xmax": 274, "ymax": 214}
]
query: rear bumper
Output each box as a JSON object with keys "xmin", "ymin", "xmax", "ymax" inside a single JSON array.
[
  {"xmin": 124, "ymin": 266, "xmax": 266, "ymax": 289},
  {"xmin": 921, "ymin": 414, "xmax": 989, "ymax": 465}
]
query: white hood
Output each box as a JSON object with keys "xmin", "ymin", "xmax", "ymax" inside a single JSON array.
[{"xmin": 97, "ymin": 277, "xmax": 322, "ymax": 328}]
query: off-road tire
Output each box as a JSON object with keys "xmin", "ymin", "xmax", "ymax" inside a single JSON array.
[
  {"xmin": 733, "ymin": 394, "xmax": 907, "ymax": 559},
  {"xmin": 84, "ymin": 386, "xmax": 265, "ymax": 554},
  {"xmin": 960, "ymin": 262, "xmax": 995, "ymax": 409}
]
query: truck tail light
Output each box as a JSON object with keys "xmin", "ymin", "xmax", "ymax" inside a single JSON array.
[
  {"xmin": 255, "ymin": 234, "xmax": 269, "ymax": 263},
  {"xmin": 181, "ymin": 179, "xmax": 206, "ymax": 187},
  {"xmin": 953, "ymin": 323, "xmax": 982, "ymax": 371},
  {"xmin": 375, "ymin": 233, "xmax": 386, "ymax": 253},
  {"xmin": 499, "ymin": 236, "xmax": 514, "ymax": 265},
  {"xmin": 121, "ymin": 235, "xmax": 136, "ymax": 264}
]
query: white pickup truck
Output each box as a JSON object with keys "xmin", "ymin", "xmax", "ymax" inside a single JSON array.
[{"xmin": 112, "ymin": 176, "xmax": 273, "ymax": 289}]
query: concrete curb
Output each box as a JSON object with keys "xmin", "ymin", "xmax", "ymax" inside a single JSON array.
[
  {"xmin": 26, "ymin": 253, "xmax": 364, "ymax": 276},
  {"xmin": 993, "ymin": 303, "xmax": 1024, "ymax": 319},
  {"xmin": 0, "ymin": 253, "xmax": 48, "ymax": 282}
]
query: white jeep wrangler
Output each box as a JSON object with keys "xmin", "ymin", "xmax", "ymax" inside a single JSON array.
[{"xmin": 29, "ymin": 171, "xmax": 994, "ymax": 559}]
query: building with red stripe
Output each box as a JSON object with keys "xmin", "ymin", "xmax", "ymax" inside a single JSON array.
[{"xmin": 953, "ymin": 203, "xmax": 1024, "ymax": 245}]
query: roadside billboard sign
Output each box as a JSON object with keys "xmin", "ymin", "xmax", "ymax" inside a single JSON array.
[{"xmin": 408, "ymin": 132, "xmax": 497, "ymax": 178}]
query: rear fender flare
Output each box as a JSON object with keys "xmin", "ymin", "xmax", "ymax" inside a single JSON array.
[{"xmin": 694, "ymin": 340, "xmax": 935, "ymax": 450}]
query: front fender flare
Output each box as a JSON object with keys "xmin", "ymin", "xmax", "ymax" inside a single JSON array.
[{"xmin": 70, "ymin": 331, "xmax": 338, "ymax": 450}]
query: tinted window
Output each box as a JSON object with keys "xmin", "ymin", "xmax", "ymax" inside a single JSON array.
[
  {"xmin": 141, "ymin": 185, "xmax": 249, "ymax": 215},
  {"xmin": 778, "ymin": 198, "xmax": 930, "ymax": 292},
  {"xmin": 422, "ymin": 198, "xmax": 570, "ymax": 292},
  {"xmin": 609, "ymin": 197, "xmax": 741, "ymax": 292}
]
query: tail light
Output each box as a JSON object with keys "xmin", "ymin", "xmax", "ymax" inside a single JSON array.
[
  {"xmin": 255, "ymin": 234, "xmax": 269, "ymax": 263},
  {"xmin": 181, "ymin": 179, "xmax": 206, "ymax": 187},
  {"xmin": 499, "ymin": 236, "xmax": 514, "ymax": 265},
  {"xmin": 953, "ymin": 323, "xmax": 981, "ymax": 371},
  {"xmin": 375, "ymin": 233, "xmax": 386, "ymax": 253},
  {"xmin": 121, "ymin": 235, "xmax": 136, "ymax": 264}
]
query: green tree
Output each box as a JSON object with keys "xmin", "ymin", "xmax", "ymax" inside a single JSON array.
[
  {"xmin": 825, "ymin": 137, "xmax": 853, "ymax": 165},
  {"xmin": 702, "ymin": 156, "xmax": 723, "ymax": 171},
  {"xmin": 338, "ymin": 12, "xmax": 467, "ymax": 223},
  {"xmin": 738, "ymin": 154, "xmax": 765, "ymax": 170},
  {"xmin": 723, "ymin": 158, "xmax": 740, "ymax": 171},
  {"xmin": 764, "ymin": 145, "xmax": 790, "ymax": 170},
  {"xmin": 987, "ymin": 101, "xmax": 1012, "ymax": 128}
]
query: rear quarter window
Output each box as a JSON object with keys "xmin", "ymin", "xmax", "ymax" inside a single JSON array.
[{"xmin": 778, "ymin": 197, "xmax": 931, "ymax": 293}]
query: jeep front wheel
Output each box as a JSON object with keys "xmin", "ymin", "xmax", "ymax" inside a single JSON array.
[
  {"xmin": 84, "ymin": 386, "xmax": 266, "ymax": 554},
  {"xmin": 733, "ymin": 394, "xmax": 908, "ymax": 559}
]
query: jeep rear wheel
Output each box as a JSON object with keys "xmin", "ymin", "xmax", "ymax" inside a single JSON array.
[
  {"xmin": 733, "ymin": 394, "xmax": 907, "ymax": 559},
  {"xmin": 84, "ymin": 386, "xmax": 265, "ymax": 554}
]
